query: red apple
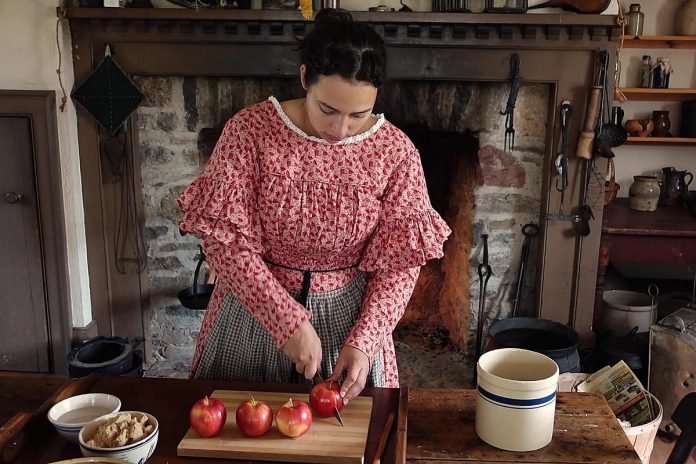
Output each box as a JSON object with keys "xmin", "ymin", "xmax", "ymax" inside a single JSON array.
[
  {"xmin": 189, "ymin": 396, "xmax": 227, "ymax": 438},
  {"xmin": 276, "ymin": 398, "xmax": 312, "ymax": 438},
  {"xmin": 309, "ymin": 380, "xmax": 344, "ymax": 418},
  {"xmin": 235, "ymin": 396, "xmax": 273, "ymax": 437}
]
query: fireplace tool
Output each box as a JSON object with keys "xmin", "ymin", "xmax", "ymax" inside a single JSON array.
[
  {"xmin": 543, "ymin": 101, "xmax": 584, "ymax": 227},
  {"xmin": 512, "ymin": 223, "xmax": 539, "ymax": 318},
  {"xmin": 474, "ymin": 233, "xmax": 493, "ymax": 383},
  {"xmin": 500, "ymin": 53, "xmax": 522, "ymax": 153}
]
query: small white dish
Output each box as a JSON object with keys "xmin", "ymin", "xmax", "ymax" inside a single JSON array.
[
  {"xmin": 49, "ymin": 458, "xmax": 130, "ymax": 463},
  {"xmin": 79, "ymin": 411, "xmax": 159, "ymax": 464},
  {"xmin": 47, "ymin": 393, "xmax": 122, "ymax": 444}
]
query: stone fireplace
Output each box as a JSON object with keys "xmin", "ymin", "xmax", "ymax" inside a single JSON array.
[
  {"xmin": 136, "ymin": 75, "xmax": 548, "ymax": 385},
  {"xmin": 65, "ymin": 7, "xmax": 619, "ymax": 386}
]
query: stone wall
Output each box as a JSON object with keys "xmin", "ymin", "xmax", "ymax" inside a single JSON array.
[{"xmin": 135, "ymin": 76, "xmax": 548, "ymax": 386}]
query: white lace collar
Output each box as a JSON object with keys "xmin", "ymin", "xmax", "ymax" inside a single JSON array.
[{"xmin": 268, "ymin": 96, "xmax": 385, "ymax": 145}]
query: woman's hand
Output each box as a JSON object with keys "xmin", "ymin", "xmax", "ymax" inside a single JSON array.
[
  {"xmin": 282, "ymin": 319, "xmax": 322, "ymax": 380},
  {"xmin": 329, "ymin": 346, "xmax": 370, "ymax": 405}
]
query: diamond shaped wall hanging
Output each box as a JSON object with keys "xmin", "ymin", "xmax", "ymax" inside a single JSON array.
[{"xmin": 71, "ymin": 46, "xmax": 144, "ymax": 136}]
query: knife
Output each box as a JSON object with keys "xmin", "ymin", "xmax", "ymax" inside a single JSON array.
[{"xmin": 313, "ymin": 372, "xmax": 345, "ymax": 427}]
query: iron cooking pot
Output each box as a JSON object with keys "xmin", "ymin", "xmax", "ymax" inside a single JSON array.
[
  {"xmin": 487, "ymin": 317, "xmax": 581, "ymax": 373},
  {"xmin": 177, "ymin": 244, "xmax": 215, "ymax": 310}
]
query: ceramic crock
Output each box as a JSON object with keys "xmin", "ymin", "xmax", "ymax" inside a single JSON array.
[
  {"xmin": 475, "ymin": 348, "xmax": 559, "ymax": 452},
  {"xmin": 629, "ymin": 176, "xmax": 660, "ymax": 212},
  {"xmin": 676, "ymin": 0, "xmax": 696, "ymax": 36}
]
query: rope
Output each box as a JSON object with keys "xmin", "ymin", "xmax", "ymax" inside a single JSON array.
[
  {"xmin": 56, "ymin": 1, "xmax": 69, "ymax": 112},
  {"xmin": 614, "ymin": 9, "xmax": 628, "ymax": 103}
]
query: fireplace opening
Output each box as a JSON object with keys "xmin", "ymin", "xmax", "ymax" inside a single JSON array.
[{"xmin": 137, "ymin": 76, "xmax": 548, "ymax": 385}]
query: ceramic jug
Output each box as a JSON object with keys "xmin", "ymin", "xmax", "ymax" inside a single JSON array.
[
  {"xmin": 676, "ymin": 0, "xmax": 696, "ymax": 36},
  {"xmin": 629, "ymin": 176, "xmax": 660, "ymax": 211},
  {"xmin": 661, "ymin": 167, "xmax": 694, "ymax": 206}
]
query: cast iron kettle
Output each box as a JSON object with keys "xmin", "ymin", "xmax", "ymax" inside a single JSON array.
[{"xmin": 177, "ymin": 244, "xmax": 215, "ymax": 310}]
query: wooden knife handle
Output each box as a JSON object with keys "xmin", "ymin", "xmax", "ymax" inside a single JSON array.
[{"xmin": 576, "ymin": 85, "xmax": 602, "ymax": 159}]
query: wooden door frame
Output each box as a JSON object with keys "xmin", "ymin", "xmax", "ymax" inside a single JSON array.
[{"xmin": 0, "ymin": 90, "xmax": 71, "ymax": 375}]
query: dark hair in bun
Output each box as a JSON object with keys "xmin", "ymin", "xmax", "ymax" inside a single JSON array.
[{"xmin": 299, "ymin": 8, "xmax": 387, "ymax": 88}]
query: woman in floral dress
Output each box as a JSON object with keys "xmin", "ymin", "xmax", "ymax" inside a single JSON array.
[{"xmin": 178, "ymin": 8, "xmax": 450, "ymax": 404}]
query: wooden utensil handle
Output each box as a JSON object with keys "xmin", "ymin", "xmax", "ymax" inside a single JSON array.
[
  {"xmin": 0, "ymin": 412, "xmax": 31, "ymax": 463},
  {"xmin": 31, "ymin": 373, "xmax": 99, "ymax": 419},
  {"xmin": 372, "ymin": 412, "xmax": 395, "ymax": 464},
  {"xmin": 576, "ymin": 86, "xmax": 603, "ymax": 159},
  {"xmin": 0, "ymin": 374, "xmax": 98, "ymax": 463}
]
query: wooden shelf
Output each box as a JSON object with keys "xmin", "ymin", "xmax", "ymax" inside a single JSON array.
[
  {"xmin": 622, "ymin": 35, "xmax": 696, "ymax": 49},
  {"xmin": 619, "ymin": 88, "xmax": 696, "ymax": 102},
  {"xmin": 625, "ymin": 136, "xmax": 696, "ymax": 146}
]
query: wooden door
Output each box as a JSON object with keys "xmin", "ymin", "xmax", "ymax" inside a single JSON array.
[{"xmin": 0, "ymin": 116, "xmax": 50, "ymax": 372}]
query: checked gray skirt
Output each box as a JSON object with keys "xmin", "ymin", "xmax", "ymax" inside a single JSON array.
[{"xmin": 193, "ymin": 271, "xmax": 386, "ymax": 387}]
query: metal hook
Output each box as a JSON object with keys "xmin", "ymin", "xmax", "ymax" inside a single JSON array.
[{"xmin": 648, "ymin": 284, "xmax": 659, "ymax": 309}]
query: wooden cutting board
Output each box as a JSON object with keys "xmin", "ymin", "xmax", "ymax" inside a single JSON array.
[{"xmin": 177, "ymin": 389, "xmax": 373, "ymax": 464}]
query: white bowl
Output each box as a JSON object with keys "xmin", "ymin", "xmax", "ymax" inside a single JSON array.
[
  {"xmin": 49, "ymin": 458, "xmax": 130, "ymax": 463},
  {"xmin": 47, "ymin": 393, "xmax": 122, "ymax": 444},
  {"xmin": 79, "ymin": 411, "xmax": 159, "ymax": 464}
]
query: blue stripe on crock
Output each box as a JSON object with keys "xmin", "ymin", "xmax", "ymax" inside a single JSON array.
[{"xmin": 477, "ymin": 386, "xmax": 556, "ymax": 409}]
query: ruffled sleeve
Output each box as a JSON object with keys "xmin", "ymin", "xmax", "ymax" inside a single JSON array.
[
  {"xmin": 178, "ymin": 117, "xmax": 265, "ymax": 254},
  {"xmin": 345, "ymin": 148, "xmax": 451, "ymax": 380},
  {"xmin": 359, "ymin": 148, "xmax": 451, "ymax": 272},
  {"xmin": 178, "ymin": 115, "xmax": 310, "ymax": 351}
]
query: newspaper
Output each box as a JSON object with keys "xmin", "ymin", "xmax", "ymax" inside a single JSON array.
[{"xmin": 577, "ymin": 360, "xmax": 654, "ymax": 427}]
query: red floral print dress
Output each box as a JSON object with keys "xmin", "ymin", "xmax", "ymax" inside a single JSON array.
[{"xmin": 178, "ymin": 97, "xmax": 450, "ymax": 387}]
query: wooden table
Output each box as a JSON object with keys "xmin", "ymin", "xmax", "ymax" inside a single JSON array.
[
  {"xmin": 594, "ymin": 198, "xmax": 696, "ymax": 329},
  {"xmin": 0, "ymin": 374, "xmax": 405, "ymax": 464},
  {"xmin": 0, "ymin": 372, "xmax": 69, "ymax": 426},
  {"xmin": 0, "ymin": 373, "xmax": 644, "ymax": 464},
  {"xmin": 407, "ymin": 389, "xmax": 641, "ymax": 464}
]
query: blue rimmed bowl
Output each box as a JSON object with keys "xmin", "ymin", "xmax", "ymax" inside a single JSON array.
[
  {"xmin": 47, "ymin": 393, "xmax": 122, "ymax": 444},
  {"xmin": 78, "ymin": 411, "xmax": 159, "ymax": 464}
]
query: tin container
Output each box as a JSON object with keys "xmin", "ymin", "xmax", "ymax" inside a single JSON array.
[{"xmin": 649, "ymin": 308, "xmax": 696, "ymax": 436}]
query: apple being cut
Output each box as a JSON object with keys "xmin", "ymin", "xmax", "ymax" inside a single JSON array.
[
  {"xmin": 276, "ymin": 398, "xmax": 312, "ymax": 438},
  {"xmin": 236, "ymin": 397, "xmax": 273, "ymax": 437},
  {"xmin": 189, "ymin": 396, "xmax": 228, "ymax": 438},
  {"xmin": 309, "ymin": 380, "xmax": 344, "ymax": 418}
]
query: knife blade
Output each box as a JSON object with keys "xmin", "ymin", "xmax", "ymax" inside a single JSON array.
[{"xmin": 313, "ymin": 372, "xmax": 345, "ymax": 427}]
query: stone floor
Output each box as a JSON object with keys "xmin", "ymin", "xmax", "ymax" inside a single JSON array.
[{"xmin": 651, "ymin": 433, "xmax": 696, "ymax": 464}]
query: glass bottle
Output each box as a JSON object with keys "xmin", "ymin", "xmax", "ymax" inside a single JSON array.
[
  {"xmin": 625, "ymin": 4, "xmax": 644, "ymax": 36},
  {"xmin": 652, "ymin": 57, "xmax": 673, "ymax": 89},
  {"xmin": 639, "ymin": 55, "xmax": 652, "ymax": 88}
]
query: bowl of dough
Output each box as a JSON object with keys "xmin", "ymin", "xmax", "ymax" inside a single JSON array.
[{"xmin": 78, "ymin": 411, "xmax": 159, "ymax": 464}]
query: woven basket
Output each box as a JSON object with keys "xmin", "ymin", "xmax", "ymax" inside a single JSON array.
[{"xmin": 604, "ymin": 158, "xmax": 620, "ymax": 207}]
